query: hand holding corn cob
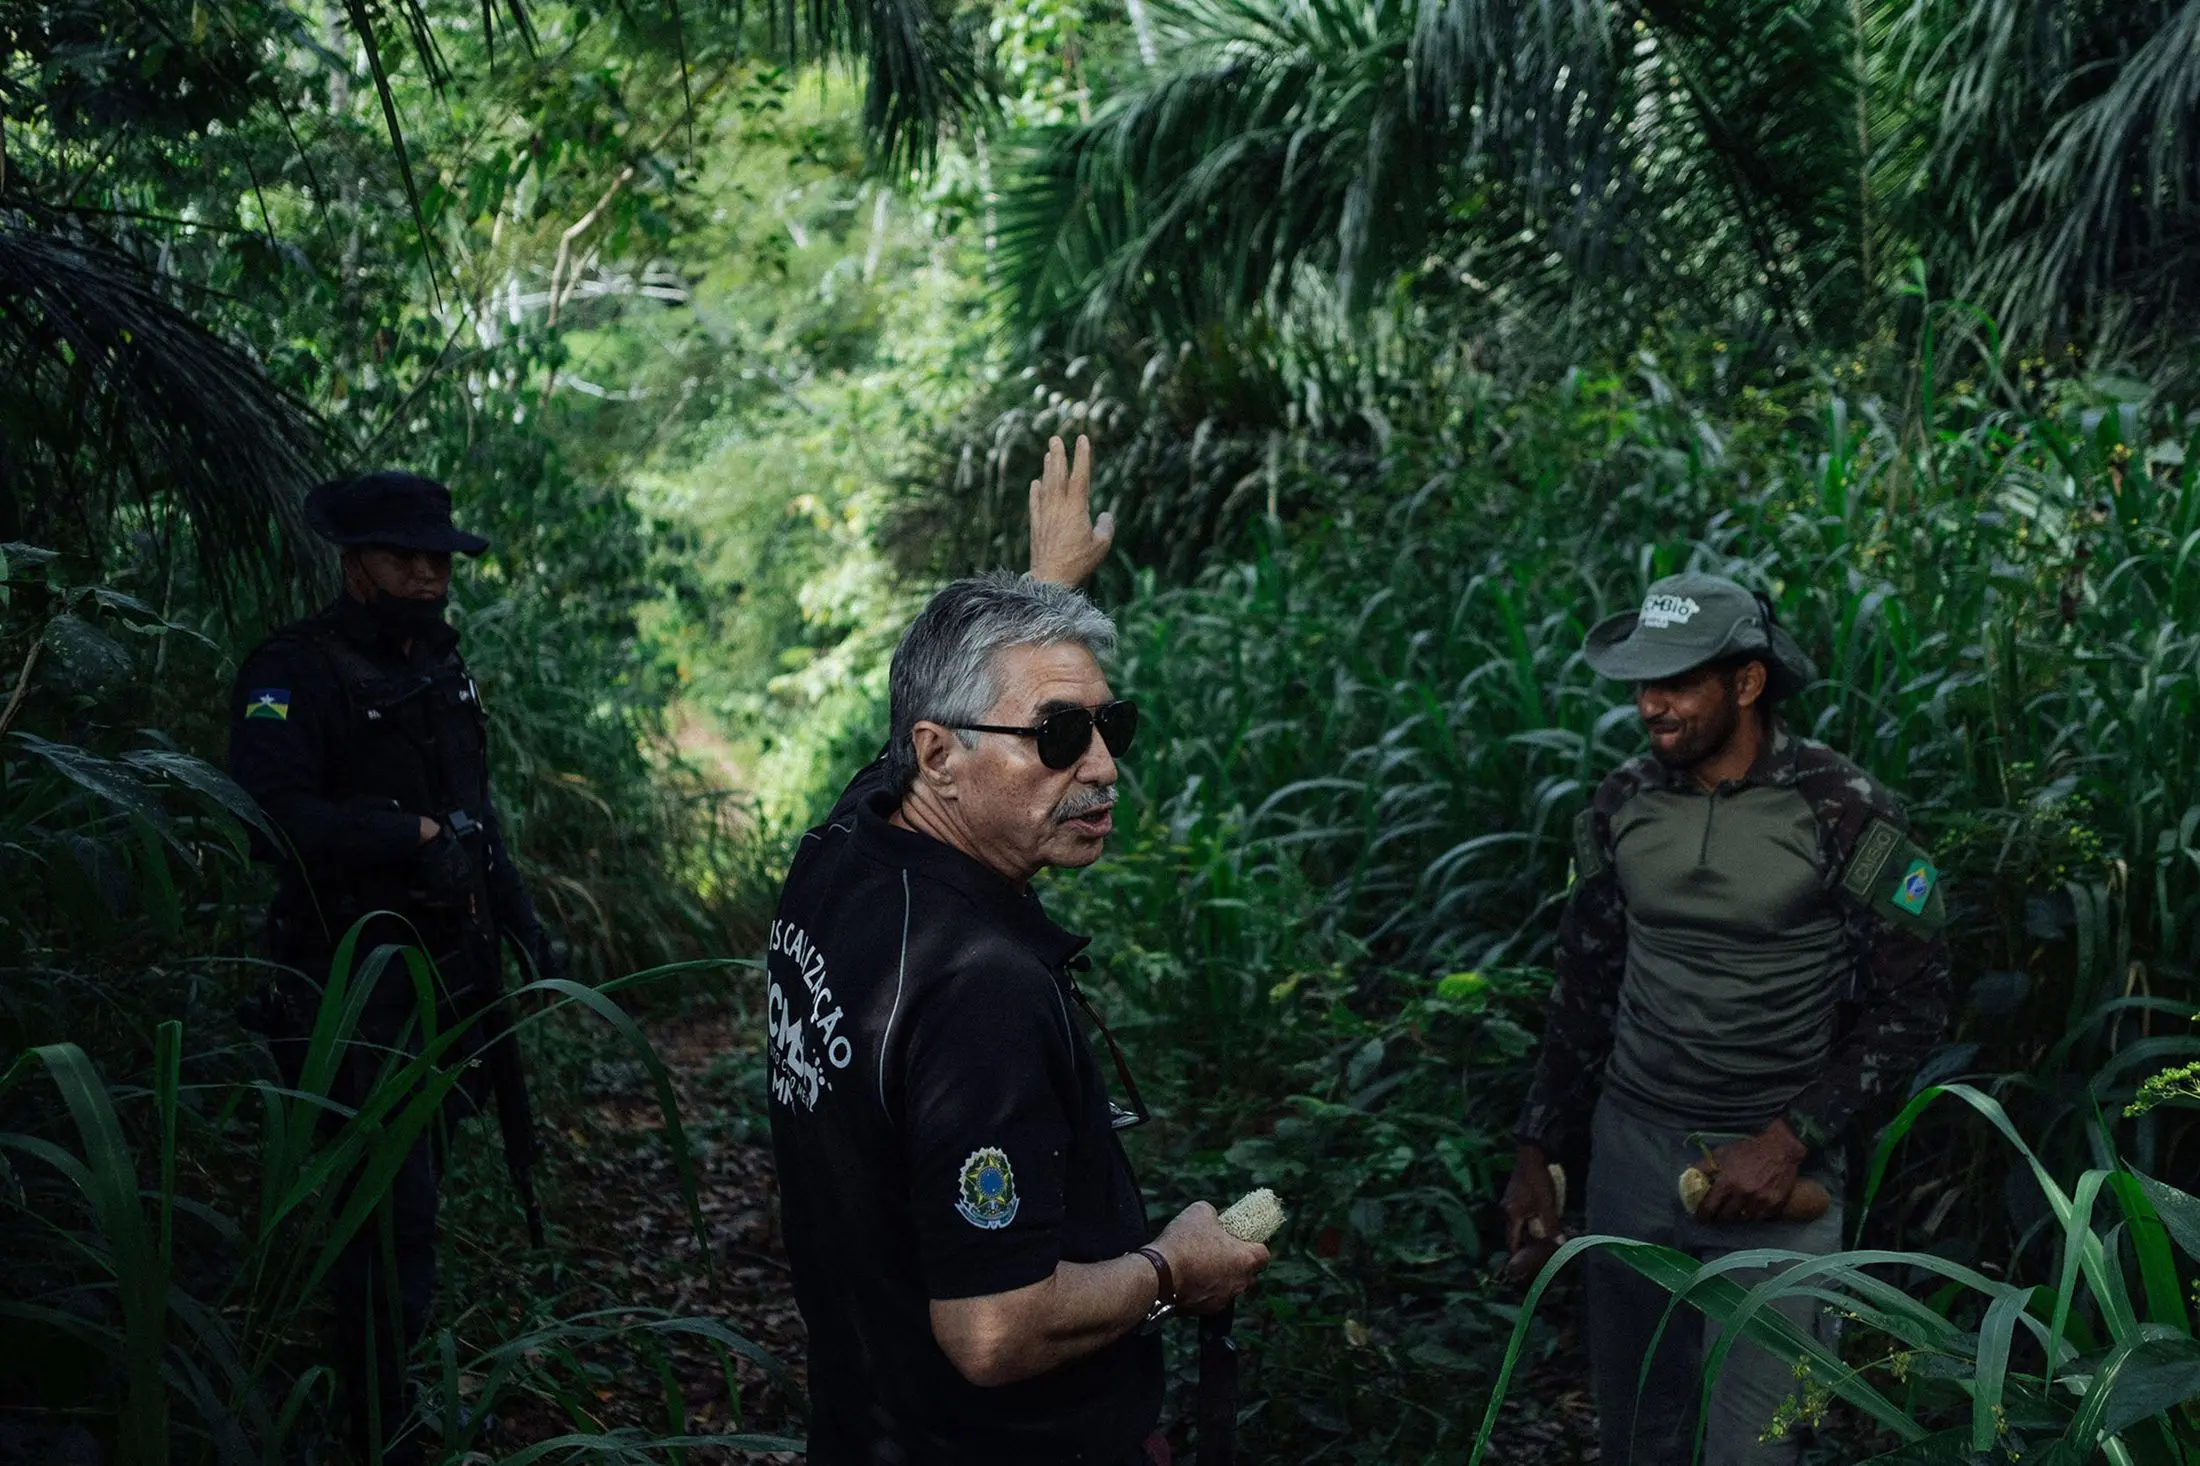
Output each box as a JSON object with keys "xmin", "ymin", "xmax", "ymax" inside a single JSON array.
[
  {"xmin": 1153, "ymin": 1196, "xmax": 1275, "ymax": 1318},
  {"xmin": 1678, "ymin": 1164, "xmax": 1831, "ymax": 1222},
  {"xmin": 1503, "ymin": 1163, "xmax": 1569, "ymax": 1287}
]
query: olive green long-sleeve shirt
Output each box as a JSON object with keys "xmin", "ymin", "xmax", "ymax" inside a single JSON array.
[{"xmin": 1516, "ymin": 728, "xmax": 1951, "ymax": 1154}]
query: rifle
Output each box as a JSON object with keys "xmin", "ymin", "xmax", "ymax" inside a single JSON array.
[{"xmin": 443, "ymin": 810, "xmax": 547, "ymax": 1250}]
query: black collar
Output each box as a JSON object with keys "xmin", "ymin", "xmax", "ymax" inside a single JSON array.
[
  {"xmin": 328, "ymin": 594, "xmax": 460, "ymax": 659},
  {"xmin": 849, "ymin": 786, "xmax": 1092, "ymax": 973}
]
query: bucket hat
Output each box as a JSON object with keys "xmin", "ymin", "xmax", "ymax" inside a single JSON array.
[
  {"xmin": 1582, "ymin": 572, "xmax": 1816, "ymax": 701},
  {"xmin": 303, "ymin": 472, "xmax": 490, "ymax": 555}
]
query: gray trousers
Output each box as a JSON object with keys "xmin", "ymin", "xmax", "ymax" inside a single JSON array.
[{"xmin": 1585, "ymin": 1098, "xmax": 1844, "ymax": 1466}]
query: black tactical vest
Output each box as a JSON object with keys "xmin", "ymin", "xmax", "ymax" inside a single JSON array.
[
  {"xmin": 257, "ymin": 607, "xmax": 496, "ymax": 964},
  {"xmin": 313, "ymin": 632, "xmax": 493, "ymax": 820}
]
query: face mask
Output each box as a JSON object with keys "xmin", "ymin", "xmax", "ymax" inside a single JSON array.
[{"xmin": 367, "ymin": 589, "xmax": 450, "ymax": 637}]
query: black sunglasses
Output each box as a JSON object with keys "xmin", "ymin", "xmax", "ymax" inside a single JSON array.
[{"xmin": 952, "ymin": 699, "xmax": 1140, "ymax": 771}]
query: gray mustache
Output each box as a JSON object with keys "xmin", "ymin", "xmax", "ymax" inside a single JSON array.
[{"xmin": 1054, "ymin": 787, "xmax": 1119, "ymax": 822}]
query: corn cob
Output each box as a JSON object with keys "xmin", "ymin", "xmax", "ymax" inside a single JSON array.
[
  {"xmin": 1525, "ymin": 1163, "xmax": 1566, "ymax": 1240},
  {"xmin": 1217, "ymin": 1188, "xmax": 1287, "ymax": 1244}
]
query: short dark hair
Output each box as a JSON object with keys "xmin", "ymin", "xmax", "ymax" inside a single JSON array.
[{"xmin": 1706, "ymin": 652, "xmax": 1785, "ymax": 706}]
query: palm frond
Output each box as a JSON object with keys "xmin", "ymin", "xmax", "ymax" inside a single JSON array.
[
  {"xmin": 0, "ymin": 215, "xmax": 333, "ymax": 611},
  {"xmin": 312, "ymin": 0, "xmax": 979, "ymax": 260},
  {"xmin": 791, "ymin": 0, "xmax": 988, "ymax": 169},
  {"xmin": 1000, "ymin": 0, "xmax": 1868, "ymax": 349},
  {"xmin": 998, "ymin": 0, "xmax": 1439, "ymax": 345},
  {"xmin": 1968, "ymin": 0, "xmax": 2200, "ymax": 343}
]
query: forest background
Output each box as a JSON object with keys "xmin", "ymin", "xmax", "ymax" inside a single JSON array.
[{"xmin": 6, "ymin": 0, "xmax": 2200, "ymax": 1461}]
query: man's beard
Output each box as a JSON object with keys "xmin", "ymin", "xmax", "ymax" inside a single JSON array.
[
  {"xmin": 367, "ymin": 588, "xmax": 449, "ymax": 637},
  {"xmin": 1647, "ymin": 694, "xmax": 1742, "ymax": 771},
  {"xmin": 1052, "ymin": 784, "xmax": 1118, "ymax": 823}
]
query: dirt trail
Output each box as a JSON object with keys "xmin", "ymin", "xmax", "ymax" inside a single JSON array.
[{"xmin": 482, "ymin": 999, "xmax": 809, "ymax": 1454}]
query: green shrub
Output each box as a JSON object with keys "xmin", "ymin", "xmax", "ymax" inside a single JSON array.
[{"xmin": 1031, "ymin": 350, "xmax": 2200, "ymax": 1456}]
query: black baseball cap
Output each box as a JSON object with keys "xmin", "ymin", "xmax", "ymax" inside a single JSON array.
[
  {"xmin": 1582, "ymin": 573, "xmax": 1816, "ymax": 701},
  {"xmin": 303, "ymin": 472, "xmax": 490, "ymax": 555}
]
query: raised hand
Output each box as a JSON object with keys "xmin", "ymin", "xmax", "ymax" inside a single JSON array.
[{"xmin": 1028, "ymin": 434, "xmax": 1115, "ymax": 586}]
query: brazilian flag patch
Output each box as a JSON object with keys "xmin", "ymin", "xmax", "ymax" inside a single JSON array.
[
  {"xmin": 244, "ymin": 688, "xmax": 291, "ymax": 721},
  {"xmin": 1891, "ymin": 856, "xmax": 1938, "ymax": 916},
  {"xmin": 1841, "ymin": 818, "xmax": 1947, "ymax": 933}
]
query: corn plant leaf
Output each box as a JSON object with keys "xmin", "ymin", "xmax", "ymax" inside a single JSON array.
[
  {"xmin": 2131, "ymin": 1169, "xmax": 2200, "ymax": 1264},
  {"xmin": 2064, "ymin": 1333, "xmax": 2200, "ymax": 1446},
  {"xmin": 1465, "ymin": 1233, "xmax": 1926, "ymax": 1464},
  {"xmin": 1973, "ymin": 1285, "xmax": 2038, "ymax": 1452},
  {"xmin": 0, "ymin": 1044, "xmax": 171, "ymax": 1461},
  {"xmin": 2104, "ymin": 1171, "xmax": 2192, "ymax": 1335}
]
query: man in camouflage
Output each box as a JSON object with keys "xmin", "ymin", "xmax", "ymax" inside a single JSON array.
[{"xmin": 1502, "ymin": 573, "xmax": 1952, "ymax": 1466}]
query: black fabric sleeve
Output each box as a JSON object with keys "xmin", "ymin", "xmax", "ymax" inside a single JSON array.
[
  {"xmin": 901, "ymin": 957, "xmax": 1076, "ymax": 1301},
  {"xmin": 227, "ymin": 643, "xmax": 422, "ymax": 874}
]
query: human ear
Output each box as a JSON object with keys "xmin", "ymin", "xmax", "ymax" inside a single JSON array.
[
  {"xmin": 910, "ymin": 722, "xmax": 963, "ymax": 794},
  {"xmin": 1734, "ymin": 660, "xmax": 1768, "ymax": 710}
]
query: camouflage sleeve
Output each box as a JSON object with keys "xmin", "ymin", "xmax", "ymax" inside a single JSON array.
[
  {"xmin": 1514, "ymin": 780, "xmax": 1633, "ymax": 1150},
  {"xmin": 1785, "ymin": 750, "xmax": 1953, "ymax": 1151}
]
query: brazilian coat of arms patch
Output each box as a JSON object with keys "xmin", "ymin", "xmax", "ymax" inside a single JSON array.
[{"xmin": 955, "ymin": 1147, "xmax": 1020, "ymax": 1230}]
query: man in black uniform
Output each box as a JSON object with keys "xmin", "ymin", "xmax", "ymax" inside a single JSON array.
[
  {"xmin": 229, "ymin": 471, "xmax": 561, "ymax": 1459},
  {"xmin": 765, "ymin": 438, "xmax": 1270, "ymax": 1463}
]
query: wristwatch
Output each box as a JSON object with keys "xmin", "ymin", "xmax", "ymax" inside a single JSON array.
[{"xmin": 1136, "ymin": 1246, "xmax": 1177, "ymax": 1330}]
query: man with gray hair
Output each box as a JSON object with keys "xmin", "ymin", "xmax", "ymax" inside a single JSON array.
[{"xmin": 766, "ymin": 438, "xmax": 1270, "ymax": 1464}]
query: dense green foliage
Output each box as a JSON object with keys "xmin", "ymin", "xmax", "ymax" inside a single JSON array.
[
  {"xmin": 8, "ymin": 0, "xmax": 2200, "ymax": 1460},
  {"xmin": 1000, "ymin": 0, "xmax": 2200, "ymax": 354},
  {"xmin": 1042, "ymin": 351, "xmax": 2200, "ymax": 1458}
]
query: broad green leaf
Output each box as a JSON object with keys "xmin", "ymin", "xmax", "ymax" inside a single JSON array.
[
  {"xmin": 2065, "ymin": 1334, "xmax": 2200, "ymax": 1448},
  {"xmin": 2132, "ymin": 1169, "xmax": 2200, "ymax": 1264},
  {"xmin": 2105, "ymin": 1171, "xmax": 2192, "ymax": 1334}
]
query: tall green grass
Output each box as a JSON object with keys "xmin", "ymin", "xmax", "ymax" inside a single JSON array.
[
  {"xmin": 0, "ymin": 924, "xmax": 795, "ymax": 1463},
  {"xmin": 1469, "ymin": 1084, "xmax": 2200, "ymax": 1464},
  {"xmin": 1072, "ymin": 359, "xmax": 2200, "ymax": 1076},
  {"xmin": 1036, "ymin": 352, "xmax": 2200, "ymax": 1458}
]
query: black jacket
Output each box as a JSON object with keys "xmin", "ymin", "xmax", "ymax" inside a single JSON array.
[{"xmin": 228, "ymin": 596, "xmax": 548, "ymax": 986}]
